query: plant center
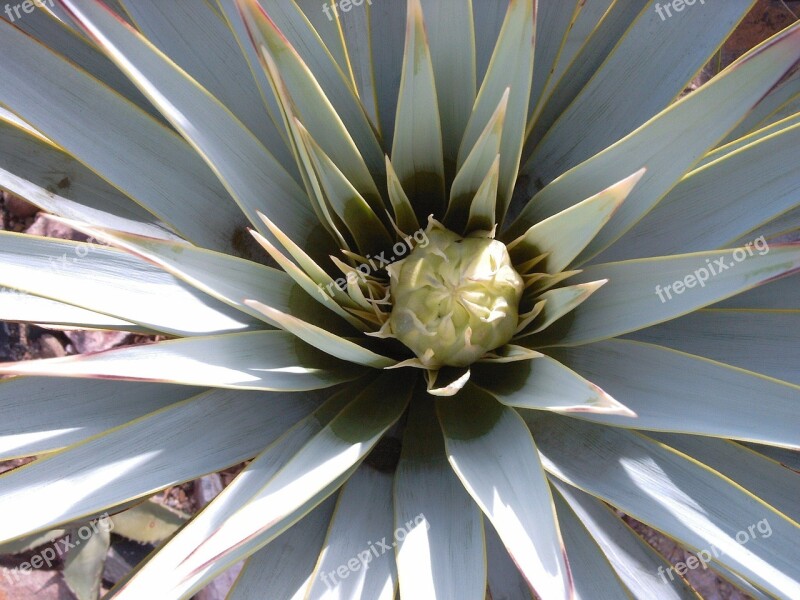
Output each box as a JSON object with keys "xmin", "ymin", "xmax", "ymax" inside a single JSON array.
[{"xmin": 387, "ymin": 224, "xmax": 524, "ymax": 368}]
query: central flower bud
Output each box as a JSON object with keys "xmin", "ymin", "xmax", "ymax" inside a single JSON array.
[{"xmin": 387, "ymin": 225, "xmax": 524, "ymax": 368}]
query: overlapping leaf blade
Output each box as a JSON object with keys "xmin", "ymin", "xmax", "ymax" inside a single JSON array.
[
  {"xmin": 506, "ymin": 170, "xmax": 644, "ymax": 272},
  {"xmin": 419, "ymin": 0, "xmax": 476, "ymax": 178},
  {"xmin": 246, "ymin": 299, "xmax": 396, "ymax": 368},
  {"xmin": 459, "ymin": 0, "xmax": 534, "ymax": 222},
  {"xmin": 527, "ymin": 0, "xmax": 755, "ymax": 184},
  {"xmin": 510, "ymin": 22, "xmax": 800, "ymax": 263},
  {"xmin": 446, "ymin": 89, "xmax": 508, "ymax": 232},
  {"xmin": 534, "ymin": 245, "xmax": 800, "ymax": 347},
  {"xmin": 57, "ymin": 0, "xmax": 317, "ymax": 250},
  {"xmin": 227, "ymin": 497, "xmax": 336, "ymax": 599},
  {"xmin": 110, "ymin": 384, "xmax": 358, "ymax": 598},
  {"xmin": 0, "ymin": 378, "xmax": 201, "ymax": 458},
  {"xmin": 57, "ymin": 220, "xmax": 352, "ymax": 333},
  {"xmin": 523, "ymin": 282, "xmax": 607, "ymax": 336},
  {"xmin": 0, "ymin": 286, "xmax": 144, "ymax": 333},
  {"xmin": 0, "ymin": 331, "xmax": 359, "ymax": 391},
  {"xmin": 473, "ymin": 355, "xmax": 634, "ymax": 416},
  {"xmin": 484, "ymin": 518, "xmax": 534, "ymax": 600},
  {"xmin": 15, "ymin": 5, "xmax": 162, "ymax": 120},
  {"xmin": 391, "ymin": 0, "xmax": 446, "ymax": 219},
  {"xmin": 529, "ymin": 414, "xmax": 800, "ymax": 598},
  {"xmin": 652, "ymin": 433, "xmax": 800, "ymax": 522},
  {"xmin": 0, "ymin": 123, "xmax": 177, "ymax": 239},
  {"xmin": 599, "ymin": 120, "xmax": 800, "ymax": 260},
  {"xmin": 0, "ymin": 232, "xmax": 260, "ymax": 336},
  {"xmin": 238, "ymin": 0, "xmax": 385, "ymax": 207},
  {"xmin": 527, "ymin": 0, "xmax": 640, "ymax": 147},
  {"xmin": 395, "ymin": 393, "xmax": 486, "ymax": 600},
  {"xmin": 549, "ymin": 339, "xmax": 799, "ymax": 448},
  {"xmin": 117, "ymin": 0, "xmax": 297, "ymax": 174},
  {"xmin": 551, "ymin": 492, "xmax": 632, "ymax": 600},
  {"xmin": 305, "ymin": 466, "xmax": 396, "ymax": 598},
  {"xmin": 164, "ymin": 372, "xmax": 411, "ymax": 597},
  {"xmin": 627, "ymin": 309, "xmax": 800, "ymax": 384},
  {"xmin": 297, "ymin": 123, "xmax": 393, "ymax": 255},
  {"xmin": 551, "ymin": 479, "xmax": 699, "ymax": 600},
  {"xmin": 0, "ymin": 17, "xmax": 247, "ymax": 253},
  {"xmin": 437, "ymin": 385, "xmax": 573, "ymax": 600},
  {"xmin": 0, "ymin": 389, "xmax": 320, "ymax": 543}
]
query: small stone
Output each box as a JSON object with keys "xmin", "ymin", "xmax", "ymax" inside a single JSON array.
[
  {"xmin": 0, "ymin": 561, "xmax": 73, "ymax": 600},
  {"xmin": 2, "ymin": 192, "xmax": 38, "ymax": 220},
  {"xmin": 33, "ymin": 335, "xmax": 66, "ymax": 359},
  {"xmin": 64, "ymin": 331, "xmax": 129, "ymax": 355},
  {"xmin": 24, "ymin": 214, "xmax": 82, "ymax": 241},
  {"xmin": 195, "ymin": 474, "xmax": 224, "ymax": 509},
  {"xmin": 194, "ymin": 562, "xmax": 243, "ymax": 600},
  {"xmin": 102, "ymin": 540, "xmax": 154, "ymax": 586}
]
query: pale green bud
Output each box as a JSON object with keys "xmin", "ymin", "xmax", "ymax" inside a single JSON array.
[{"xmin": 387, "ymin": 225, "xmax": 523, "ymax": 368}]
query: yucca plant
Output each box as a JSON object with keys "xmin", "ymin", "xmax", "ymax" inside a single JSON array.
[{"xmin": 0, "ymin": 0, "xmax": 799, "ymax": 598}]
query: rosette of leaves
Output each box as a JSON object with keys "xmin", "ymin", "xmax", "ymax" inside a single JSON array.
[{"xmin": 0, "ymin": 1, "xmax": 799, "ymax": 599}]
